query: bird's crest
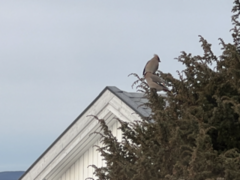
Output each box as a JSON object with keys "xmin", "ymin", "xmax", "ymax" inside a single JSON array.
[{"xmin": 154, "ymin": 54, "xmax": 160, "ymax": 62}]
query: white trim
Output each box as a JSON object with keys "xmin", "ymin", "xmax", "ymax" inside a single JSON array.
[{"xmin": 21, "ymin": 88, "xmax": 144, "ymax": 180}]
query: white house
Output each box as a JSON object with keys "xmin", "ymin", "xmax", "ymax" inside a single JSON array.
[{"xmin": 19, "ymin": 86, "xmax": 150, "ymax": 180}]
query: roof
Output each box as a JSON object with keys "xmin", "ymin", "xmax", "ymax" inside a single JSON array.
[
  {"xmin": 19, "ymin": 86, "xmax": 151, "ymax": 180},
  {"xmin": 107, "ymin": 86, "xmax": 151, "ymax": 117}
]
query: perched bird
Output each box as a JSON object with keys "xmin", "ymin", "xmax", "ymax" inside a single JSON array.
[
  {"xmin": 143, "ymin": 54, "xmax": 160, "ymax": 75},
  {"xmin": 145, "ymin": 72, "xmax": 171, "ymax": 92}
]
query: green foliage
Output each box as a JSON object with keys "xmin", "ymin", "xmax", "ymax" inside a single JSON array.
[{"xmin": 90, "ymin": 1, "xmax": 240, "ymax": 179}]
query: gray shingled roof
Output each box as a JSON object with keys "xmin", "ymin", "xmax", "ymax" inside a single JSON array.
[{"xmin": 107, "ymin": 86, "xmax": 151, "ymax": 117}]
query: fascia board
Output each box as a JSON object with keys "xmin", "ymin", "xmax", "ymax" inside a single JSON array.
[
  {"xmin": 20, "ymin": 88, "xmax": 115, "ymax": 180},
  {"xmin": 45, "ymin": 96, "xmax": 143, "ymax": 180},
  {"xmin": 20, "ymin": 87, "xmax": 145, "ymax": 180},
  {"xmin": 45, "ymin": 112, "xmax": 116, "ymax": 180}
]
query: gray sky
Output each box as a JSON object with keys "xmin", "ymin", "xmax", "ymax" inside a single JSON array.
[{"xmin": 0, "ymin": 1, "xmax": 233, "ymax": 171}]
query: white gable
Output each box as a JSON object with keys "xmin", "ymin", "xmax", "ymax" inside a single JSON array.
[{"xmin": 20, "ymin": 86, "xmax": 150, "ymax": 180}]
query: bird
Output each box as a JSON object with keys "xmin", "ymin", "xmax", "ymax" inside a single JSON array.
[
  {"xmin": 145, "ymin": 72, "xmax": 171, "ymax": 93},
  {"xmin": 143, "ymin": 54, "xmax": 160, "ymax": 76}
]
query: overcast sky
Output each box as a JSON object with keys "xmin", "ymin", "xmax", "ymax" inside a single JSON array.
[{"xmin": 0, "ymin": 1, "xmax": 233, "ymax": 171}]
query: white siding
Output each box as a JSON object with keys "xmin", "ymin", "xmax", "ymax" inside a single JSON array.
[
  {"xmin": 58, "ymin": 120, "xmax": 122, "ymax": 180},
  {"xmin": 21, "ymin": 87, "xmax": 146, "ymax": 180},
  {"xmin": 79, "ymin": 155, "xmax": 84, "ymax": 180}
]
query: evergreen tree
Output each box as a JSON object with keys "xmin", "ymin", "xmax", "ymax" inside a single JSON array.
[{"xmin": 89, "ymin": 1, "xmax": 240, "ymax": 179}]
